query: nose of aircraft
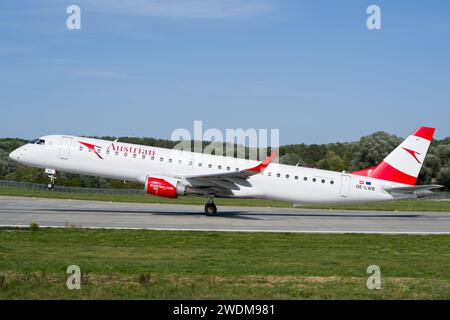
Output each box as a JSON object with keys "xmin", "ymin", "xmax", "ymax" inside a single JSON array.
[{"xmin": 9, "ymin": 148, "xmax": 21, "ymax": 161}]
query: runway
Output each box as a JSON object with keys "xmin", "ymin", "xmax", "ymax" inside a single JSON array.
[{"xmin": 0, "ymin": 196, "xmax": 450, "ymax": 235}]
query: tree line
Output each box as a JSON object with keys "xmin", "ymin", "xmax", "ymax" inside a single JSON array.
[{"xmin": 0, "ymin": 131, "xmax": 449, "ymax": 190}]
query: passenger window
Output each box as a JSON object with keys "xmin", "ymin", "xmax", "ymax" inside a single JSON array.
[
  {"xmin": 295, "ymin": 176, "xmax": 299, "ymax": 180},
  {"xmin": 151, "ymin": 156, "xmax": 155, "ymax": 160},
  {"xmin": 169, "ymin": 159, "xmax": 172, "ymax": 163},
  {"xmin": 330, "ymin": 181, "xmax": 334, "ymax": 185},
  {"xmin": 124, "ymin": 153, "xmax": 128, "ymax": 157},
  {"xmin": 106, "ymin": 150, "xmax": 110, "ymax": 155},
  {"xmin": 160, "ymin": 157, "xmax": 164, "ymax": 162},
  {"xmin": 178, "ymin": 160, "xmax": 182, "ymax": 164},
  {"xmin": 226, "ymin": 167, "xmax": 230, "ymax": 171},
  {"xmin": 133, "ymin": 154, "xmax": 137, "ymax": 158},
  {"xmin": 208, "ymin": 164, "xmax": 212, "ymax": 168},
  {"xmin": 321, "ymin": 179, "xmax": 325, "ymax": 184},
  {"xmin": 313, "ymin": 178, "xmax": 317, "ymax": 182},
  {"xmin": 304, "ymin": 177, "xmax": 307, "ymax": 181},
  {"xmin": 268, "ymin": 172, "xmax": 272, "ymax": 176},
  {"xmin": 276, "ymin": 173, "xmax": 281, "ymax": 178},
  {"xmin": 115, "ymin": 151, "xmax": 119, "ymax": 156},
  {"xmin": 235, "ymin": 168, "xmax": 239, "ymax": 172},
  {"xmin": 286, "ymin": 174, "xmax": 290, "ymax": 179},
  {"xmin": 79, "ymin": 147, "xmax": 83, "ymax": 151},
  {"xmin": 218, "ymin": 165, "xmax": 222, "ymax": 169},
  {"xmin": 142, "ymin": 155, "xmax": 146, "ymax": 159},
  {"xmin": 198, "ymin": 163, "xmax": 202, "ymax": 167}
]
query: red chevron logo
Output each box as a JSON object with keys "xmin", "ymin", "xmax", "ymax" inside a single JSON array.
[
  {"xmin": 79, "ymin": 141, "xmax": 103, "ymax": 159},
  {"xmin": 402, "ymin": 147, "xmax": 421, "ymax": 164}
]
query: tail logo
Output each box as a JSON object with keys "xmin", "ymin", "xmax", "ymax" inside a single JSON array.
[
  {"xmin": 79, "ymin": 141, "xmax": 103, "ymax": 159},
  {"xmin": 402, "ymin": 147, "xmax": 421, "ymax": 164}
]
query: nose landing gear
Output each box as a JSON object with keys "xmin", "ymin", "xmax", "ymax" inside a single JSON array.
[
  {"xmin": 204, "ymin": 196, "xmax": 217, "ymax": 216},
  {"xmin": 45, "ymin": 169, "xmax": 56, "ymax": 190},
  {"xmin": 47, "ymin": 179, "xmax": 56, "ymax": 190}
]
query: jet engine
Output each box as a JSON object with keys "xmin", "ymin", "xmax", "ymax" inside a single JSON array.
[{"xmin": 145, "ymin": 176, "xmax": 186, "ymax": 198}]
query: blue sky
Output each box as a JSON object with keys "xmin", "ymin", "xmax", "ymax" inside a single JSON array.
[{"xmin": 0, "ymin": 0, "xmax": 449, "ymax": 144}]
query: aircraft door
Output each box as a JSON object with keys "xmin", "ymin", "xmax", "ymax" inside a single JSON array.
[
  {"xmin": 340, "ymin": 175, "xmax": 351, "ymax": 197},
  {"xmin": 59, "ymin": 136, "xmax": 73, "ymax": 160}
]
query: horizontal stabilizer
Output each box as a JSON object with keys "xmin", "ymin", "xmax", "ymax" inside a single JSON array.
[{"xmin": 384, "ymin": 184, "xmax": 442, "ymax": 198}]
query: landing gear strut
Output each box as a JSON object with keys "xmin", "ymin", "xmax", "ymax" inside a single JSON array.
[
  {"xmin": 204, "ymin": 196, "xmax": 217, "ymax": 216},
  {"xmin": 45, "ymin": 169, "xmax": 56, "ymax": 190},
  {"xmin": 47, "ymin": 176, "xmax": 56, "ymax": 190}
]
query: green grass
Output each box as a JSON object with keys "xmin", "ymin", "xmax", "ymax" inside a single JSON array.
[
  {"xmin": 0, "ymin": 185, "xmax": 449, "ymax": 212},
  {"xmin": 0, "ymin": 228, "xmax": 449, "ymax": 299}
]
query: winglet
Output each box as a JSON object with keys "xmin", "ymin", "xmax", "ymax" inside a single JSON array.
[{"xmin": 246, "ymin": 151, "xmax": 277, "ymax": 172}]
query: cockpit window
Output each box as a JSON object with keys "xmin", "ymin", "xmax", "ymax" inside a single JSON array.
[{"xmin": 30, "ymin": 139, "xmax": 45, "ymax": 145}]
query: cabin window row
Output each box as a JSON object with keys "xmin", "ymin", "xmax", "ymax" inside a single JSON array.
[
  {"xmin": 79, "ymin": 147, "xmax": 241, "ymax": 171},
  {"xmin": 266, "ymin": 172, "xmax": 334, "ymax": 185},
  {"xmin": 79, "ymin": 147, "xmax": 334, "ymax": 184}
]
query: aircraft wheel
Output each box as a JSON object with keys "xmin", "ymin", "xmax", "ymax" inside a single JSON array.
[
  {"xmin": 205, "ymin": 203, "xmax": 217, "ymax": 216},
  {"xmin": 47, "ymin": 183, "xmax": 55, "ymax": 190}
]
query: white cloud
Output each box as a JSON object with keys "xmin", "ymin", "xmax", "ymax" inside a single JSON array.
[{"xmin": 81, "ymin": 0, "xmax": 274, "ymax": 19}]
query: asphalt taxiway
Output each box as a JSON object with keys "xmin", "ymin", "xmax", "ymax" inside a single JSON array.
[{"xmin": 0, "ymin": 196, "xmax": 449, "ymax": 234}]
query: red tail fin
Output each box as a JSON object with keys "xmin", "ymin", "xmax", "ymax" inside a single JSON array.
[{"xmin": 352, "ymin": 127, "xmax": 435, "ymax": 185}]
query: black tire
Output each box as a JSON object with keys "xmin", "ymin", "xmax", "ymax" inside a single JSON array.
[
  {"xmin": 205, "ymin": 203, "xmax": 217, "ymax": 216},
  {"xmin": 47, "ymin": 183, "xmax": 54, "ymax": 190}
]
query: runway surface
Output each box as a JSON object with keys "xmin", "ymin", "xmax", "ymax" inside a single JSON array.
[{"xmin": 0, "ymin": 196, "xmax": 450, "ymax": 234}]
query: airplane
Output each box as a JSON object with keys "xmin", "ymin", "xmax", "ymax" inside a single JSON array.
[{"xmin": 9, "ymin": 126, "xmax": 441, "ymax": 216}]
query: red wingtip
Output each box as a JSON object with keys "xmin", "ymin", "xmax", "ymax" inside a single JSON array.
[
  {"xmin": 412, "ymin": 127, "xmax": 435, "ymax": 141},
  {"xmin": 247, "ymin": 151, "xmax": 277, "ymax": 172}
]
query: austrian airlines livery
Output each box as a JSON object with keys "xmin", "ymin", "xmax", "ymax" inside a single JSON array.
[{"xmin": 9, "ymin": 127, "xmax": 441, "ymax": 215}]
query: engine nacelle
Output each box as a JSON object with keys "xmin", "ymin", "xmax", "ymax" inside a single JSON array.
[{"xmin": 145, "ymin": 176, "xmax": 186, "ymax": 198}]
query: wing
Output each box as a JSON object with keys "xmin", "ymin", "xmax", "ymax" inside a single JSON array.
[
  {"xmin": 384, "ymin": 184, "xmax": 442, "ymax": 198},
  {"xmin": 179, "ymin": 151, "xmax": 277, "ymax": 197}
]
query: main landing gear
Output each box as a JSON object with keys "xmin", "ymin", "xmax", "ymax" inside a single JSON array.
[
  {"xmin": 45, "ymin": 169, "xmax": 56, "ymax": 190},
  {"xmin": 204, "ymin": 196, "xmax": 217, "ymax": 216}
]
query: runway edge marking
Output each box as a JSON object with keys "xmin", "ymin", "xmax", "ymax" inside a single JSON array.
[{"xmin": 0, "ymin": 224, "xmax": 449, "ymax": 235}]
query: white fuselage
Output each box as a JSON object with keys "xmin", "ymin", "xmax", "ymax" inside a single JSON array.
[{"xmin": 9, "ymin": 135, "xmax": 408, "ymax": 204}]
